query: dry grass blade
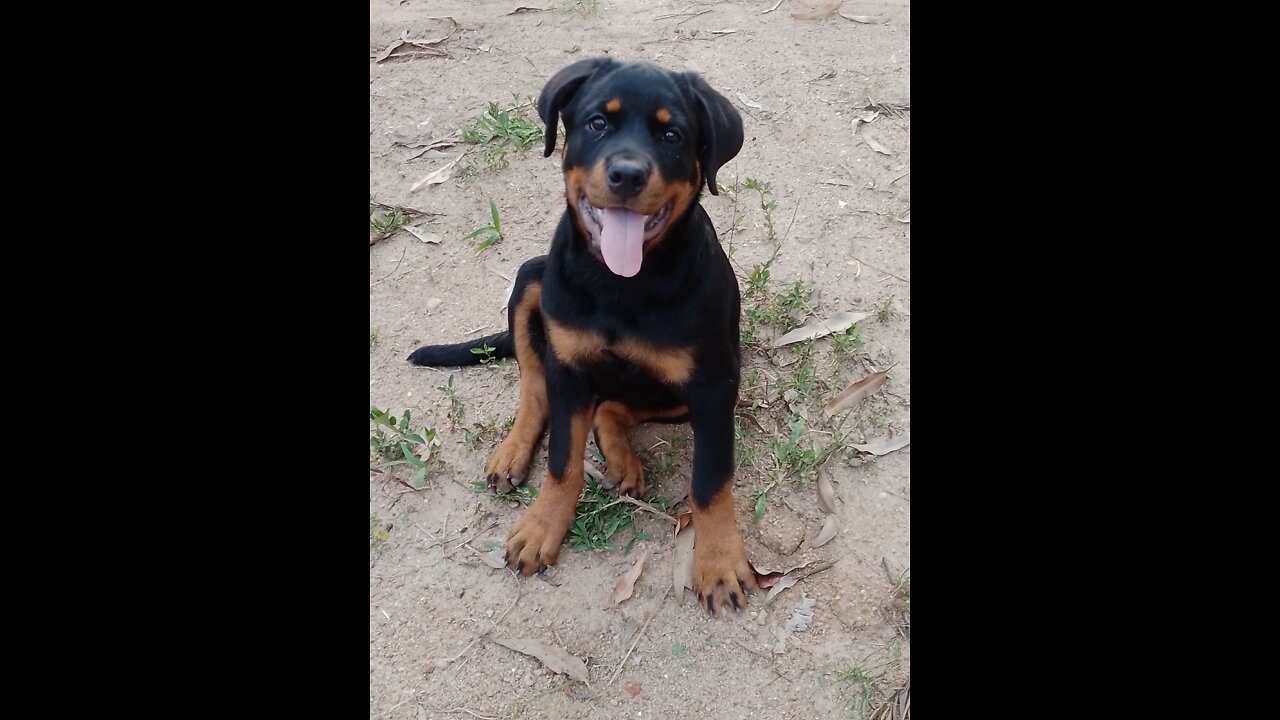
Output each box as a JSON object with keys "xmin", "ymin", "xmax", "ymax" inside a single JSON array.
[
  {"xmin": 824, "ymin": 371, "xmax": 887, "ymax": 417},
  {"xmin": 772, "ymin": 311, "xmax": 868, "ymax": 347},
  {"xmin": 792, "ymin": 1, "xmax": 842, "ymax": 20},
  {"xmin": 763, "ymin": 0, "xmax": 784, "ymax": 13},
  {"xmin": 736, "ymin": 92, "xmax": 763, "ymax": 109},
  {"xmin": 490, "ymin": 638, "xmax": 588, "ymax": 681},
  {"xmin": 851, "ymin": 433, "xmax": 910, "ymax": 456},
  {"xmin": 817, "ymin": 468, "xmax": 837, "ymax": 513},
  {"xmin": 508, "ymin": 6, "xmax": 545, "ymax": 13},
  {"xmin": 840, "ymin": 13, "xmax": 889, "ymax": 24},
  {"xmin": 813, "ymin": 514, "xmax": 839, "ymax": 547},
  {"xmin": 897, "ymin": 208, "xmax": 910, "ymax": 223},
  {"xmin": 610, "ymin": 548, "xmax": 650, "ymax": 606},
  {"xmin": 868, "ymin": 676, "xmax": 910, "ymax": 720}
]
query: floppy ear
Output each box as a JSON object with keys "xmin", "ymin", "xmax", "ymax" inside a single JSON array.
[
  {"xmin": 684, "ymin": 73, "xmax": 744, "ymax": 196},
  {"xmin": 537, "ymin": 58, "xmax": 614, "ymax": 158}
]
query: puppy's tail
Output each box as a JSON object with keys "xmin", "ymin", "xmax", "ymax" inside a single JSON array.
[{"xmin": 406, "ymin": 331, "xmax": 514, "ymax": 367}]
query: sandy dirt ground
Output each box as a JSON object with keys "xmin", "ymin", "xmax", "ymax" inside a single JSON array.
[{"xmin": 370, "ymin": 2, "xmax": 909, "ymax": 718}]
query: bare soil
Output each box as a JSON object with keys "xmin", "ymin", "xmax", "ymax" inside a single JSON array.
[{"xmin": 370, "ymin": 2, "xmax": 910, "ymax": 718}]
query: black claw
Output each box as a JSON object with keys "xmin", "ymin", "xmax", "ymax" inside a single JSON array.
[
  {"xmin": 517, "ymin": 559, "xmax": 526, "ymax": 574},
  {"xmin": 486, "ymin": 473, "xmax": 498, "ymax": 489},
  {"xmin": 731, "ymin": 593, "xmax": 741, "ymax": 612},
  {"xmin": 504, "ymin": 551, "xmax": 511, "ymax": 565},
  {"xmin": 705, "ymin": 594, "xmax": 716, "ymax": 615}
]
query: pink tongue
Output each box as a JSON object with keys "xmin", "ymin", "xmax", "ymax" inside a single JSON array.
[{"xmin": 599, "ymin": 207, "xmax": 647, "ymax": 277}]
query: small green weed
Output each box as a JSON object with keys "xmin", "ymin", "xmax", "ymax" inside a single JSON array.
[
  {"xmin": 624, "ymin": 530, "xmax": 651, "ymax": 555},
  {"xmin": 370, "ymin": 327, "xmax": 379, "ymax": 350},
  {"xmin": 370, "ymin": 513, "xmax": 389, "ymax": 554},
  {"xmin": 569, "ymin": 478, "xmax": 635, "ymax": 552},
  {"xmin": 470, "ymin": 342, "xmax": 498, "ymax": 365},
  {"xmin": 461, "ymin": 100, "xmax": 542, "ymax": 172},
  {"xmin": 876, "ymin": 296, "xmax": 895, "ymax": 323},
  {"xmin": 832, "ymin": 325, "xmax": 863, "ymax": 356},
  {"xmin": 838, "ymin": 663, "xmax": 882, "ymax": 716},
  {"xmin": 752, "ymin": 482, "xmax": 776, "ymax": 523},
  {"xmin": 370, "ymin": 407, "xmax": 438, "ymax": 487},
  {"xmin": 560, "ymin": 0, "xmax": 599, "ymax": 15},
  {"xmin": 369, "ymin": 197, "xmax": 408, "ymax": 234},
  {"xmin": 437, "ymin": 374, "xmax": 465, "ymax": 427},
  {"xmin": 466, "ymin": 199, "xmax": 504, "ymax": 253}
]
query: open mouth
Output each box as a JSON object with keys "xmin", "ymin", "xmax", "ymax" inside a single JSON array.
[{"xmin": 577, "ymin": 193, "xmax": 671, "ymax": 277}]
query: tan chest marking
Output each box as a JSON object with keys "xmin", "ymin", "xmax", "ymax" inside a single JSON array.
[{"xmin": 546, "ymin": 319, "xmax": 694, "ymax": 386}]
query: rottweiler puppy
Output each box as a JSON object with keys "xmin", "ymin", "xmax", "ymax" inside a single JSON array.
[{"xmin": 409, "ymin": 58, "xmax": 752, "ymax": 614}]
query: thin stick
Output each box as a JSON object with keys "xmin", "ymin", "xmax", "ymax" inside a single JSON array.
[
  {"xmin": 608, "ymin": 587, "xmax": 670, "ymax": 684},
  {"xmin": 763, "ymin": 0, "xmax": 784, "ymax": 13}
]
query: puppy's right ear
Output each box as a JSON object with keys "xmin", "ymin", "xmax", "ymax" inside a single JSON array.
[{"xmin": 537, "ymin": 58, "xmax": 613, "ymax": 158}]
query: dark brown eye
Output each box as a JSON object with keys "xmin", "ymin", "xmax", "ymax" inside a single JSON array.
[
  {"xmin": 587, "ymin": 116, "xmax": 607, "ymax": 132},
  {"xmin": 663, "ymin": 129, "xmax": 682, "ymax": 144}
]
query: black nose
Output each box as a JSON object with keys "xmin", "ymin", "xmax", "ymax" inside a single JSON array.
[{"xmin": 606, "ymin": 160, "xmax": 648, "ymax": 198}]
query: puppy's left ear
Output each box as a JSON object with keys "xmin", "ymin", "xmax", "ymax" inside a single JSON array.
[
  {"xmin": 538, "ymin": 57, "xmax": 614, "ymax": 158},
  {"xmin": 684, "ymin": 73, "xmax": 744, "ymax": 196}
]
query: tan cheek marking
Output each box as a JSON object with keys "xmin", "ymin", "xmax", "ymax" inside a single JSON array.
[
  {"xmin": 605, "ymin": 98, "xmax": 621, "ymax": 113},
  {"xmin": 656, "ymin": 107, "xmax": 672, "ymax": 123}
]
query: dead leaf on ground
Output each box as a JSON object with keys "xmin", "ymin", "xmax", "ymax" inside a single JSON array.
[
  {"xmin": 824, "ymin": 372, "xmax": 887, "ymax": 417},
  {"xmin": 840, "ymin": 13, "xmax": 889, "ymax": 24},
  {"xmin": 610, "ymin": 548, "xmax": 651, "ymax": 606},
  {"xmin": 792, "ymin": 2, "xmax": 842, "ymax": 20},
  {"xmin": 862, "ymin": 131, "xmax": 893, "ymax": 156},
  {"xmin": 410, "ymin": 153, "xmax": 464, "ymax": 192},
  {"xmin": 508, "ymin": 6, "xmax": 545, "ymax": 13},
  {"xmin": 897, "ymin": 208, "xmax": 910, "ymax": 223},
  {"xmin": 813, "ymin": 515, "xmax": 839, "ymax": 547},
  {"xmin": 851, "ymin": 433, "xmax": 911, "ymax": 456},
  {"xmin": 823, "ymin": 178, "xmax": 856, "ymax": 187},
  {"xmin": 479, "ymin": 548, "xmax": 507, "ymax": 569},
  {"xmin": 391, "ymin": 135, "xmax": 459, "ymax": 151},
  {"xmin": 624, "ymin": 681, "xmax": 642, "ymax": 696},
  {"xmin": 403, "ymin": 223, "xmax": 441, "ymax": 244},
  {"xmin": 491, "ymin": 638, "xmax": 588, "ymax": 681},
  {"xmin": 772, "ymin": 311, "xmax": 868, "ymax": 348},
  {"xmin": 672, "ymin": 513, "xmax": 695, "ymax": 596},
  {"xmin": 817, "ymin": 469, "xmax": 837, "ymax": 514},
  {"xmin": 765, "ymin": 574, "xmax": 797, "ymax": 602},
  {"xmin": 736, "ymin": 92, "xmax": 763, "ymax": 109}
]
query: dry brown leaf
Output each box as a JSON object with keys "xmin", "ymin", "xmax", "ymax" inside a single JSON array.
[
  {"xmin": 508, "ymin": 6, "xmax": 545, "ymax": 13},
  {"xmin": 817, "ymin": 469, "xmax": 837, "ymax": 514},
  {"xmin": 862, "ymin": 131, "xmax": 893, "ymax": 156},
  {"xmin": 676, "ymin": 510, "xmax": 693, "ymax": 533},
  {"xmin": 610, "ymin": 548, "xmax": 651, "ymax": 606},
  {"xmin": 736, "ymin": 92, "xmax": 763, "ymax": 109},
  {"xmin": 851, "ymin": 433, "xmax": 911, "ymax": 456},
  {"xmin": 813, "ymin": 514, "xmax": 839, "ymax": 547},
  {"xmin": 410, "ymin": 154, "xmax": 464, "ymax": 192},
  {"xmin": 672, "ymin": 514, "xmax": 695, "ymax": 596},
  {"xmin": 491, "ymin": 638, "xmax": 588, "ymax": 681},
  {"xmin": 765, "ymin": 574, "xmax": 797, "ymax": 602},
  {"xmin": 772, "ymin": 311, "xmax": 868, "ymax": 347},
  {"xmin": 624, "ymin": 681, "xmax": 642, "ymax": 696},
  {"xmin": 839, "ymin": 13, "xmax": 888, "ymax": 24},
  {"xmin": 824, "ymin": 371, "xmax": 887, "ymax": 417},
  {"xmin": 403, "ymin": 223, "xmax": 441, "ymax": 244},
  {"xmin": 792, "ymin": 1, "xmax": 842, "ymax": 20}
]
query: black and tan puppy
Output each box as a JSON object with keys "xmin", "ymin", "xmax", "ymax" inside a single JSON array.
[{"xmin": 409, "ymin": 58, "xmax": 752, "ymax": 614}]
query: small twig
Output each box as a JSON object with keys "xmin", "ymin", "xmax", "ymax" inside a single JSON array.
[
  {"xmin": 608, "ymin": 587, "xmax": 670, "ymax": 684},
  {"xmin": 890, "ymin": 170, "xmax": 910, "ymax": 184},
  {"xmin": 780, "ymin": 201, "xmax": 800, "ymax": 244},
  {"xmin": 610, "ymin": 494, "xmax": 674, "ymax": 520},
  {"xmin": 371, "ymin": 244, "xmax": 408, "ymax": 286},
  {"xmin": 763, "ymin": 0, "xmax": 784, "ymax": 13},
  {"xmin": 847, "ymin": 255, "xmax": 909, "ymax": 284}
]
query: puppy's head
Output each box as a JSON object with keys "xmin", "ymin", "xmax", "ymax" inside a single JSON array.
[{"xmin": 538, "ymin": 59, "xmax": 744, "ymax": 277}]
